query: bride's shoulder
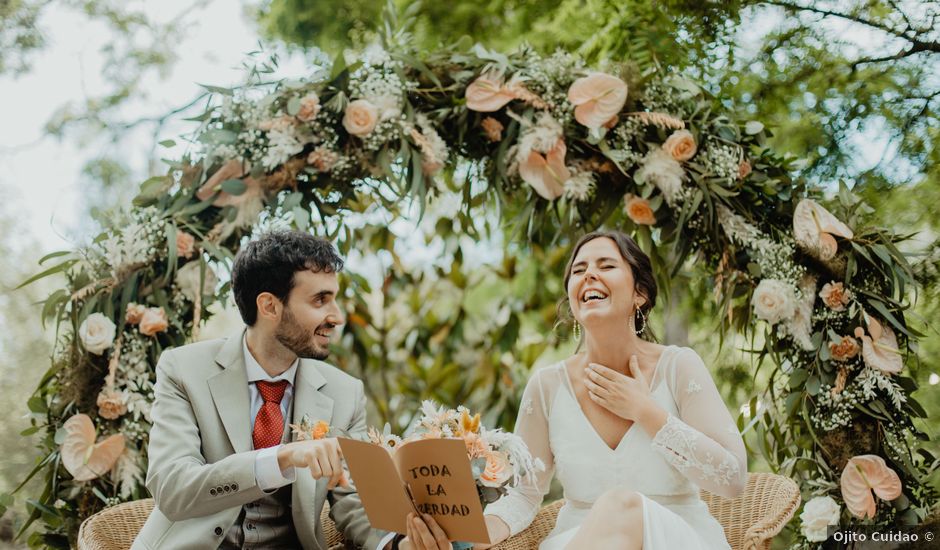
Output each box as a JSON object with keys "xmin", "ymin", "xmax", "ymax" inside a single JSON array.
[{"xmin": 524, "ymin": 360, "xmax": 569, "ymax": 388}]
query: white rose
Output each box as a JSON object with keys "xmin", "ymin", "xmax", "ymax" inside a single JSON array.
[
  {"xmin": 634, "ymin": 147, "xmax": 685, "ymax": 205},
  {"xmin": 176, "ymin": 261, "xmax": 219, "ymax": 302},
  {"xmin": 78, "ymin": 313, "xmax": 117, "ymax": 355},
  {"xmin": 799, "ymin": 495, "xmax": 840, "ymax": 542},
  {"xmin": 751, "ymin": 279, "xmax": 797, "ymax": 325}
]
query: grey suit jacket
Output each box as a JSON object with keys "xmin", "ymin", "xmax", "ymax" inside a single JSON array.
[{"xmin": 133, "ymin": 329, "xmax": 384, "ymax": 549}]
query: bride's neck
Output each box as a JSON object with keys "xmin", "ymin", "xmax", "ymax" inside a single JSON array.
[{"xmin": 582, "ymin": 325, "xmax": 643, "ymax": 374}]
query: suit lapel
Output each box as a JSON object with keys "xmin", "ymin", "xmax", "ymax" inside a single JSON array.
[
  {"xmin": 291, "ymin": 359, "xmax": 335, "ymax": 530},
  {"xmin": 291, "ymin": 358, "xmax": 334, "ymax": 437},
  {"xmin": 208, "ymin": 330, "xmax": 252, "ymax": 453}
]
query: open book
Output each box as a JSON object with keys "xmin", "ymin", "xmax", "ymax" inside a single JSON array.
[{"xmin": 337, "ymin": 437, "xmax": 490, "ymax": 544}]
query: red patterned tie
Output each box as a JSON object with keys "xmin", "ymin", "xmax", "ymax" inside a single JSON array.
[{"xmin": 253, "ymin": 380, "xmax": 289, "ymax": 449}]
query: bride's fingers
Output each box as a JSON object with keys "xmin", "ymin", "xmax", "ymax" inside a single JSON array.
[
  {"xmin": 585, "ymin": 378, "xmax": 611, "ymax": 398},
  {"xmin": 588, "ymin": 389, "xmax": 608, "ymax": 406},
  {"xmin": 587, "ymin": 363, "xmax": 619, "ymax": 381}
]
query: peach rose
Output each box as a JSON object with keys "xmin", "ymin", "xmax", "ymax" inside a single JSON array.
[
  {"xmin": 738, "ymin": 159, "xmax": 752, "ymax": 180},
  {"xmin": 465, "ymin": 74, "xmax": 516, "ymax": 112},
  {"xmin": 139, "ymin": 307, "xmax": 169, "ymax": 336},
  {"xmin": 176, "ymin": 231, "xmax": 196, "ymax": 259},
  {"xmin": 624, "ymin": 194, "xmax": 656, "ymax": 225},
  {"xmin": 481, "ymin": 117, "xmax": 504, "ymax": 142},
  {"xmin": 567, "ymin": 72, "xmax": 628, "ymax": 129},
  {"xmin": 662, "ymin": 129, "xmax": 698, "ymax": 162},
  {"xmin": 479, "ymin": 450, "xmax": 512, "ymax": 488},
  {"xmin": 312, "ymin": 420, "xmax": 330, "ymax": 440},
  {"xmin": 829, "ymin": 335, "xmax": 860, "ymax": 362},
  {"xmin": 819, "ymin": 281, "xmax": 853, "ymax": 311},
  {"xmin": 125, "ymin": 303, "xmax": 147, "ymax": 325},
  {"xmin": 342, "ymin": 99, "xmax": 380, "ymax": 137},
  {"xmin": 519, "ymin": 138, "xmax": 569, "ymax": 200},
  {"xmin": 296, "ymin": 92, "xmax": 321, "ymax": 122},
  {"xmin": 751, "ymin": 279, "xmax": 797, "ymax": 325},
  {"xmin": 96, "ymin": 389, "xmax": 128, "ymax": 420}
]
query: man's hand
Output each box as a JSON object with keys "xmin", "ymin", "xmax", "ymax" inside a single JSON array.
[
  {"xmin": 276, "ymin": 438, "xmax": 348, "ymax": 489},
  {"xmin": 400, "ymin": 513, "xmax": 452, "ymax": 550}
]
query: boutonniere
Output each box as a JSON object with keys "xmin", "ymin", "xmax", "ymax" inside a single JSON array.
[{"xmin": 290, "ymin": 414, "xmax": 332, "ymax": 441}]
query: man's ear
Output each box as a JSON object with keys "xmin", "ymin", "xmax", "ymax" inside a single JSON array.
[{"xmin": 256, "ymin": 292, "xmax": 281, "ymax": 321}]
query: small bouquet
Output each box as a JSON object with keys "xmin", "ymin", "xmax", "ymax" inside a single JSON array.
[
  {"xmin": 290, "ymin": 415, "xmax": 334, "ymax": 440},
  {"xmin": 368, "ymin": 400, "xmax": 544, "ymax": 505}
]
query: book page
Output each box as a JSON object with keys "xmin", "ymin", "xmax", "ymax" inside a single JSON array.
[
  {"xmin": 337, "ymin": 438, "xmax": 417, "ymax": 533},
  {"xmin": 393, "ymin": 438, "xmax": 490, "ymax": 544}
]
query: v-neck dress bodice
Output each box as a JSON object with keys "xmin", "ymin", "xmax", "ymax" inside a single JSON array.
[{"xmin": 485, "ymin": 346, "xmax": 748, "ymax": 549}]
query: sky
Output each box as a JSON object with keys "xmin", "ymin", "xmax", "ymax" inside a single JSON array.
[{"xmin": 0, "ymin": 1, "xmax": 277, "ymax": 253}]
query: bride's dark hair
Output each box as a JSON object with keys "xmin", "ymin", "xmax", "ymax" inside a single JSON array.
[{"xmin": 556, "ymin": 230, "xmax": 658, "ymax": 343}]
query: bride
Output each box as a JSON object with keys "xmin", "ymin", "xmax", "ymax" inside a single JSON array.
[{"xmin": 479, "ymin": 231, "xmax": 747, "ymax": 549}]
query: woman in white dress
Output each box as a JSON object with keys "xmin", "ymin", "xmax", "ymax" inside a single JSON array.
[{"xmin": 479, "ymin": 231, "xmax": 747, "ymax": 549}]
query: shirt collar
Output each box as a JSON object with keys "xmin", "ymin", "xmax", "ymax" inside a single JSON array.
[{"xmin": 242, "ymin": 333, "xmax": 299, "ymax": 385}]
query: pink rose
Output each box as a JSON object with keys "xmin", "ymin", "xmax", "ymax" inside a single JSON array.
[
  {"xmin": 139, "ymin": 307, "xmax": 169, "ymax": 336},
  {"xmin": 519, "ymin": 138, "xmax": 569, "ymax": 200},
  {"xmin": 662, "ymin": 129, "xmax": 698, "ymax": 161},
  {"xmin": 465, "ymin": 74, "xmax": 517, "ymax": 112},
  {"xmin": 176, "ymin": 231, "xmax": 196, "ymax": 259},
  {"xmin": 343, "ymin": 99, "xmax": 380, "ymax": 137},
  {"xmin": 296, "ymin": 92, "xmax": 321, "ymax": 122},
  {"xmin": 567, "ymin": 73, "xmax": 628, "ymax": 129},
  {"xmin": 738, "ymin": 159, "xmax": 752, "ymax": 180}
]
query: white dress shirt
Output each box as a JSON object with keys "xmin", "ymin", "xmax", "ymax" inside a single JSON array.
[{"xmin": 245, "ymin": 335, "xmax": 299, "ymax": 491}]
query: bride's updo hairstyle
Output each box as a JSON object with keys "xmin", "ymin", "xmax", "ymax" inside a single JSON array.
[{"xmin": 558, "ymin": 230, "xmax": 658, "ymax": 342}]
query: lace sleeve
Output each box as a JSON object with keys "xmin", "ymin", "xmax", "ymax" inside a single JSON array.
[
  {"xmin": 484, "ymin": 368, "xmax": 556, "ymax": 535},
  {"xmin": 651, "ymin": 348, "xmax": 747, "ymax": 497}
]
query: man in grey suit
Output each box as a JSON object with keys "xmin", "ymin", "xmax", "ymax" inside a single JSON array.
[{"xmin": 134, "ymin": 230, "xmax": 388, "ymax": 549}]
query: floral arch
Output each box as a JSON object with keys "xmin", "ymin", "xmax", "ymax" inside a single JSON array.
[{"xmin": 13, "ymin": 37, "xmax": 936, "ymax": 548}]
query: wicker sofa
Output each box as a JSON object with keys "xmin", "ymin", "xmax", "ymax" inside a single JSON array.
[{"xmin": 78, "ymin": 472, "xmax": 800, "ymax": 550}]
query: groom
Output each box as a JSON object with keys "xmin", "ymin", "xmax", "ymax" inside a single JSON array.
[{"xmin": 135, "ymin": 231, "xmax": 452, "ymax": 549}]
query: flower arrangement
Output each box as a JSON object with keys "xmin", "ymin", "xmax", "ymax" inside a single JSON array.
[
  {"xmin": 368, "ymin": 401, "xmax": 543, "ymax": 505},
  {"xmin": 15, "ymin": 30, "xmax": 935, "ymax": 546}
]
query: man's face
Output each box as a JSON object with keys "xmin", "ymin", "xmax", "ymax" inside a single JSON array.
[{"xmin": 275, "ymin": 269, "xmax": 344, "ymax": 360}]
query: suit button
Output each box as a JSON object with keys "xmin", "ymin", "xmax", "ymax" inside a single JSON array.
[
  {"xmin": 223, "ymin": 485, "xmax": 231, "ymax": 492},
  {"xmin": 214, "ymin": 526, "xmax": 223, "ymax": 536},
  {"xmin": 209, "ymin": 488, "xmax": 217, "ymax": 496},
  {"xmin": 231, "ymin": 483, "xmax": 239, "ymax": 491}
]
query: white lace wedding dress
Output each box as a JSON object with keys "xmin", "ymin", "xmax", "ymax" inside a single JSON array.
[{"xmin": 485, "ymin": 345, "xmax": 747, "ymax": 549}]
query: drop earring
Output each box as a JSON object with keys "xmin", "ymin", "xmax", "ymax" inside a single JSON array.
[
  {"xmin": 634, "ymin": 307, "xmax": 647, "ymax": 335},
  {"xmin": 573, "ymin": 321, "xmax": 582, "ymax": 341}
]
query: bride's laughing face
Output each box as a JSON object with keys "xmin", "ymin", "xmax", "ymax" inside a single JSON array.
[{"xmin": 567, "ymin": 237, "xmax": 645, "ymax": 329}]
